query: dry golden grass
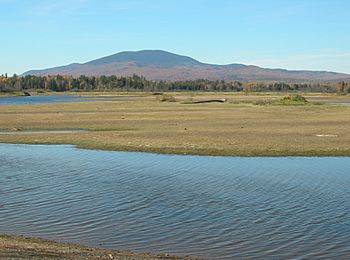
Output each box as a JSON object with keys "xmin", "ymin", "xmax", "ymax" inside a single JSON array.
[{"xmin": 0, "ymin": 92, "xmax": 349, "ymax": 156}]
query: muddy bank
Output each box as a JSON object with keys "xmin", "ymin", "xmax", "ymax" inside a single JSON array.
[{"xmin": 0, "ymin": 234, "xmax": 201, "ymax": 260}]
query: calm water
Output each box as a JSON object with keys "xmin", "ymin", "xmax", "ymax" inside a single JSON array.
[
  {"xmin": 0, "ymin": 95, "xmax": 137, "ymax": 105},
  {"xmin": 0, "ymin": 95, "xmax": 95, "ymax": 105},
  {"xmin": 329, "ymin": 102, "xmax": 350, "ymax": 105},
  {"xmin": 0, "ymin": 144, "xmax": 349, "ymax": 259}
]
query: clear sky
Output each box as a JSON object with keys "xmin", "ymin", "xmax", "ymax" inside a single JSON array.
[{"xmin": 1, "ymin": 0, "xmax": 350, "ymax": 75}]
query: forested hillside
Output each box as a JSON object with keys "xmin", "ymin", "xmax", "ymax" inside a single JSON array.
[{"xmin": 1, "ymin": 74, "xmax": 350, "ymax": 93}]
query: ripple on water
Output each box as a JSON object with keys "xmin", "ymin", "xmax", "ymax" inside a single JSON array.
[{"xmin": 0, "ymin": 144, "xmax": 350, "ymax": 259}]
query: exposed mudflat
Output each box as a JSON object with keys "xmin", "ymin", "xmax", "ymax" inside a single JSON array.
[
  {"xmin": 1, "ymin": 92, "xmax": 350, "ymax": 156},
  {"xmin": 0, "ymin": 234, "xmax": 201, "ymax": 260}
]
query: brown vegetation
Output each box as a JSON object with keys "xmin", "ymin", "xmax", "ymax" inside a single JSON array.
[{"xmin": 0, "ymin": 92, "xmax": 349, "ymax": 156}]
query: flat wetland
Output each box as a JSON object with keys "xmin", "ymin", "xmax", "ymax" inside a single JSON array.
[
  {"xmin": 0, "ymin": 92, "xmax": 350, "ymax": 156},
  {"xmin": 1, "ymin": 93, "xmax": 350, "ymax": 259}
]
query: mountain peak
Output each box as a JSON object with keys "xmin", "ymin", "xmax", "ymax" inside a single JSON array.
[
  {"xmin": 22, "ymin": 50, "xmax": 350, "ymax": 82},
  {"xmin": 85, "ymin": 50, "xmax": 202, "ymax": 67}
]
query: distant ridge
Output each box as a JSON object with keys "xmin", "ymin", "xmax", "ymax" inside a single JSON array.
[{"xmin": 23, "ymin": 50, "xmax": 350, "ymax": 82}]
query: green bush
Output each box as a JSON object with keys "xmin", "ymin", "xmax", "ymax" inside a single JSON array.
[{"xmin": 275, "ymin": 94, "xmax": 309, "ymax": 105}]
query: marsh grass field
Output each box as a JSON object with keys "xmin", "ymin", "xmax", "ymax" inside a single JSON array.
[{"xmin": 0, "ymin": 92, "xmax": 349, "ymax": 156}]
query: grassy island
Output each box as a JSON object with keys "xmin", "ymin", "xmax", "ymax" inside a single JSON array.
[{"xmin": 0, "ymin": 92, "xmax": 349, "ymax": 156}]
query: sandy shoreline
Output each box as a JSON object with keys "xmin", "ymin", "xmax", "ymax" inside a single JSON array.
[{"xmin": 0, "ymin": 234, "xmax": 202, "ymax": 260}]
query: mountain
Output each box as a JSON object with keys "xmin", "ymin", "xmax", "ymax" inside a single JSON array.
[
  {"xmin": 85, "ymin": 50, "xmax": 201, "ymax": 67},
  {"xmin": 23, "ymin": 50, "xmax": 350, "ymax": 82}
]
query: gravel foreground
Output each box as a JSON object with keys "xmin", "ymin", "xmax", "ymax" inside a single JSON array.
[{"xmin": 0, "ymin": 234, "xmax": 202, "ymax": 260}]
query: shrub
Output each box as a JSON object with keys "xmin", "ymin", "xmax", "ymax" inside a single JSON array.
[
  {"xmin": 275, "ymin": 94, "xmax": 309, "ymax": 105},
  {"xmin": 281, "ymin": 94, "xmax": 308, "ymax": 102}
]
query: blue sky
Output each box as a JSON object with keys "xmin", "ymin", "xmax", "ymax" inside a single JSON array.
[{"xmin": 1, "ymin": 0, "xmax": 350, "ymax": 75}]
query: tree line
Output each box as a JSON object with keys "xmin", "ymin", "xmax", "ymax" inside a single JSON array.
[{"xmin": 1, "ymin": 74, "xmax": 350, "ymax": 93}]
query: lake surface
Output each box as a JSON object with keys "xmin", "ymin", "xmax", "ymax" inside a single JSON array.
[
  {"xmin": 0, "ymin": 144, "xmax": 349, "ymax": 259},
  {"xmin": 0, "ymin": 95, "xmax": 136, "ymax": 105},
  {"xmin": 329, "ymin": 101, "xmax": 350, "ymax": 105},
  {"xmin": 0, "ymin": 95, "xmax": 93, "ymax": 105}
]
